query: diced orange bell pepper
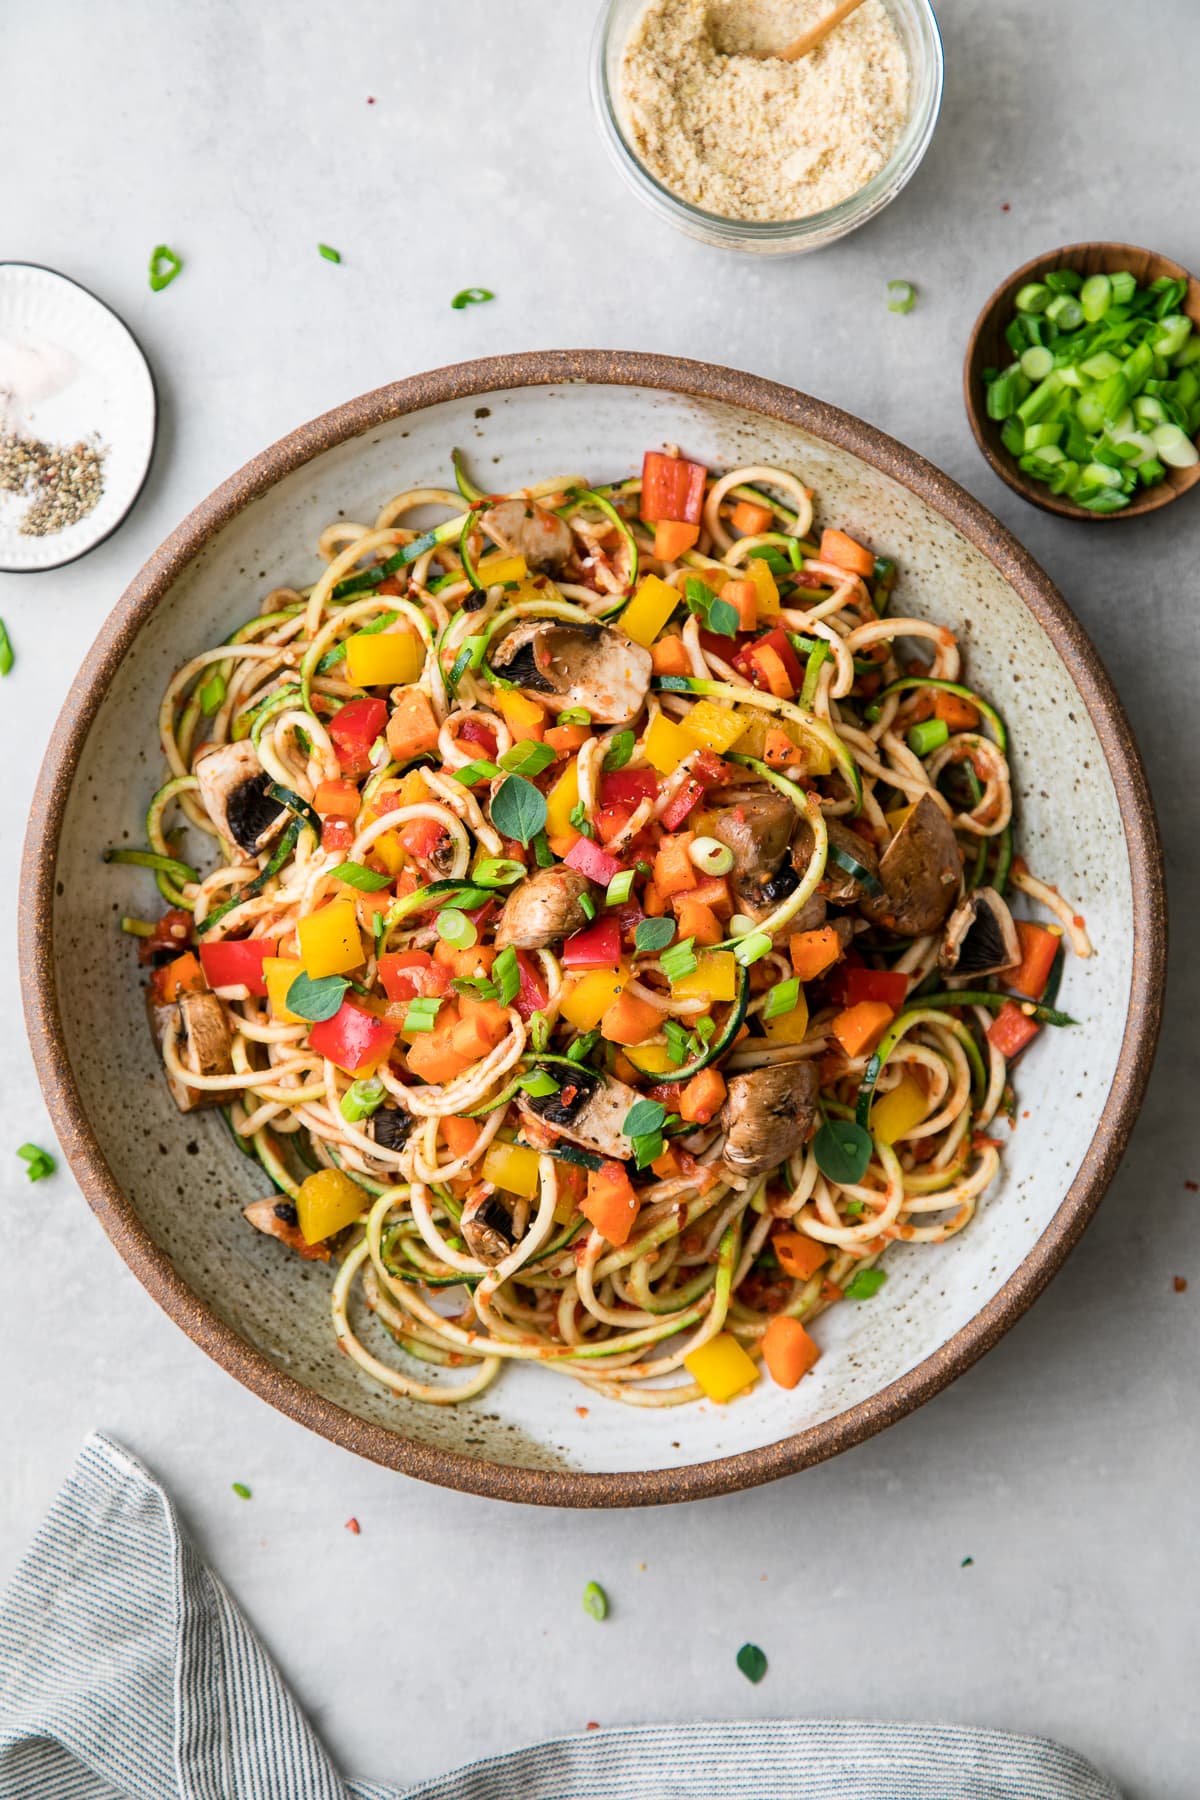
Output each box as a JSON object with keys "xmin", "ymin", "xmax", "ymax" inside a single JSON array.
[
  {"xmin": 314, "ymin": 777, "xmax": 361, "ymax": 819},
  {"xmin": 495, "ymin": 688, "xmax": 546, "ymax": 741},
  {"xmin": 1007, "ymin": 921, "xmax": 1060, "ymax": 1000},
  {"xmin": 819, "ymin": 528, "xmax": 875, "ymax": 578},
  {"xmin": 763, "ymin": 728, "xmax": 799, "ymax": 768},
  {"xmin": 933, "ymin": 689, "xmax": 981, "ymax": 731},
  {"xmin": 831, "ymin": 1000, "xmax": 894, "ymax": 1058},
  {"xmin": 442, "ymin": 1116, "xmax": 482, "ymax": 1160},
  {"xmin": 653, "ymin": 832, "xmax": 697, "ymax": 897},
  {"xmin": 544, "ymin": 722, "xmax": 592, "ymax": 754},
  {"xmin": 651, "ymin": 634, "xmax": 692, "ymax": 676},
  {"xmin": 600, "ymin": 990, "xmax": 666, "ymax": 1046},
  {"xmin": 654, "ymin": 519, "xmax": 700, "ymax": 561},
  {"xmin": 730, "ymin": 498, "xmax": 775, "ymax": 536},
  {"xmin": 722, "ymin": 577, "xmax": 758, "ymax": 631},
  {"xmin": 670, "ymin": 875, "xmax": 732, "ymax": 919},
  {"xmin": 773, "ymin": 1231, "xmax": 828, "ymax": 1281},
  {"xmin": 385, "ymin": 687, "xmax": 440, "ymax": 761},
  {"xmin": 675, "ymin": 899, "xmax": 722, "ymax": 946},
  {"xmin": 761, "ymin": 1315, "xmax": 821, "ymax": 1389},
  {"xmin": 581, "ymin": 1161, "xmax": 640, "ymax": 1247},
  {"xmin": 748, "ymin": 642, "xmax": 794, "ymax": 699},
  {"xmin": 449, "ymin": 995, "xmax": 511, "ymax": 1062},
  {"xmin": 788, "ymin": 927, "xmax": 844, "ymax": 982},
  {"xmin": 678, "ymin": 1068, "xmax": 726, "ymax": 1125}
]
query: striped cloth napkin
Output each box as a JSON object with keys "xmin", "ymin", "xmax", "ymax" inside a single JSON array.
[{"xmin": 0, "ymin": 1433, "xmax": 1121, "ymax": 1800}]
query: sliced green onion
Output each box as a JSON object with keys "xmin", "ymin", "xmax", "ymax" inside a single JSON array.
[
  {"xmin": 318, "ymin": 243, "xmax": 342, "ymax": 264},
  {"xmin": 688, "ymin": 835, "xmax": 734, "ymax": 877},
  {"xmin": 403, "ymin": 997, "xmax": 443, "ymax": 1032},
  {"xmin": 605, "ymin": 869, "xmax": 635, "ymax": 906},
  {"xmin": 582, "ymin": 1581, "xmax": 609, "ymax": 1621},
  {"xmin": 529, "ymin": 1011, "xmax": 550, "ymax": 1053},
  {"xmin": 886, "ymin": 279, "xmax": 916, "ymax": 314},
  {"xmin": 1014, "ymin": 282, "xmax": 1051, "ymax": 314},
  {"xmin": 1020, "ymin": 345, "xmax": 1053, "ymax": 382},
  {"xmin": 0, "ymin": 619, "xmax": 14, "ymax": 676},
  {"xmin": 499, "ymin": 739, "xmax": 556, "ymax": 778},
  {"xmin": 732, "ymin": 930, "xmax": 772, "ymax": 968},
  {"xmin": 149, "ymin": 245, "xmax": 182, "ymax": 291},
  {"xmin": 660, "ymin": 938, "xmax": 698, "ymax": 983},
  {"xmin": 451, "ymin": 287, "xmax": 495, "ymax": 310},
  {"xmin": 120, "ymin": 916, "xmax": 155, "ymax": 937},
  {"xmin": 578, "ymin": 893, "xmax": 597, "ymax": 922},
  {"xmin": 341, "ymin": 1077, "xmax": 385, "ymax": 1122},
  {"xmin": 907, "ymin": 718, "xmax": 950, "ymax": 757},
  {"xmin": 329, "ymin": 861, "xmax": 391, "ymax": 892},
  {"xmin": 557, "ymin": 707, "xmax": 591, "ymax": 725},
  {"xmin": 471, "ymin": 857, "xmax": 525, "ymax": 887},
  {"xmin": 453, "ymin": 759, "xmax": 500, "ymax": 786},
  {"xmin": 519, "ymin": 1070, "xmax": 560, "ymax": 1099},
  {"xmin": 436, "ymin": 909, "xmax": 478, "ymax": 949},
  {"xmin": 762, "ymin": 978, "xmax": 801, "ymax": 1021},
  {"xmin": 492, "ymin": 946, "xmax": 520, "ymax": 1005},
  {"xmin": 199, "ymin": 670, "xmax": 226, "ymax": 714}
]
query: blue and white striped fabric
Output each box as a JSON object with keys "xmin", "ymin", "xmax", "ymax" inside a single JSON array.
[{"xmin": 0, "ymin": 1434, "xmax": 1121, "ymax": 1800}]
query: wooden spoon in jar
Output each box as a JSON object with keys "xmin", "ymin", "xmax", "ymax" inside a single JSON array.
[{"xmin": 768, "ymin": 0, "xmax": 869, "ymax": 60}]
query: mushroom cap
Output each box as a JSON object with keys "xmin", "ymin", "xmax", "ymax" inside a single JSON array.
[
  {"xmin": 195, "ymin": 740, "xmax": 286, "ymax": 855},
  {"xmin": 371, "ymin": 1106, "xmax": 415, "ymax": 1152},
  {"xmin": 494, "ymin": 866, "xmax": 594, "ymax": 950},
  {"xmin": 479, "ymin": 497, "xmax": 573, "ymax": 572},
  {"xmin": 860, "ymin": 794, "xmax": 961, "ymax": 936},
  {"xmin": 519, "ymin": 1065, "xmax": 638, "ymax": 1162},
  {"xmin": 714, "ymin": 793, "xmax": 796, "ymax": 918},
  {"xmin": 938, "ymin": 885, "xmax": 1021, "ymax": 976},
  {"xmin": 461, "ymin": 1192, "xmax": 516, "ymax": 1265},
  {"xmin": 489, "ymin": 620, "xmax": 651, "ymax": 726},
  {"xmin": 797, "ymin": 816, "xmax": 881, "ymax": 906},
  {"xmin": 721, "ymin": 1061, "xmax": 820, "ymax": 1177}
]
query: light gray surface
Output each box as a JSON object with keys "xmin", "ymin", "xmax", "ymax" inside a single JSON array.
[{"xmin": 0, "ymin": 2, "xmax": 1194, "ymax": 1795}]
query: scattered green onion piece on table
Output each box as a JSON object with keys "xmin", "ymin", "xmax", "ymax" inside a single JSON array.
[
  {"xmin": 231, "ymin": 1482, "xmax": 252, "ymax": 1500},
  {"xmin": 451, "ymin": 287, "xmax": 495, "ymax": 310},
  {"xmin": 0, "ymin": 619, "xmax": 13, "ymax": 675},
  {"xmin": 582, "ymin": 1581, "xmax": 609, "ymax": 1621},
  {"xmin": 844, "ymin": 1267, "xmax": 888, "ymax": 1300},
  {"xmin": 886, "ymin": 279, "xmax": 916, "ymax": 314},
  {"xmin": 318, "ymin": 243, "xmax": 341, "ymax": 263},
  {"xmin": 148, "ymin": 245, "xmax": 182, "ymax": 291},
  {"xmin": 17, "ymin": 1144, "xmax": 56, "ymax": 1182}
]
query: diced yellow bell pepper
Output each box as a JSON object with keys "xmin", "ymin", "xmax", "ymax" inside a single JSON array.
[
  {"xmin": 626, "ymin": 1042, "xmax": 678, "ymax": 1075},
  {"xmin": 482, "ymin": 1141, "xmax": 541, "ymax": 1199},
  {"xmin": 761, "ymin": 992, "xmax": 810, "ymax": 1046},
  {"xmin": 495, "ymin": 688, "xmax": 546, "ymax": 740},
  {"xmin": 559, "ymin": 963, "xmax": 631, "ymax": 1031},
  {"xmin": 681, "ymin": 700, "xmax": 749, "ymax": 757},
  {"xmin": 620, "ymin": 573, "xmax": 680, "ymax": 648},
  {"xmin": 671, "ymin": 950, "xmax": 737, "ymax": 1003},
  {"xmin": 476, "ymin": 551, "xmax": 527, "ymax": 586},
  {"xmin": 643, "ymin": 712, "xmax": 696, "ymax": 775},
  {"xmin": 735, "ymin": 711, "xmax": 832, "ymax": 776},
  {"xmin": 297, "ymin": 900, "xmax": 364, "ymax": 978},
  {"xmin": 264, "ymin": 957, "xmax": 305, "ymax": 1024},
  {"xmin": 510, "ymin": 575, "xmax": 561, "ymax": 608},
  {"xmin": 296, "ymin": 1167, "xmax": 367, "ymax": 1243},
  {"xmin": 345, "ymin": 629, "xmax": 424, "ymax": 688},
  {"xmin": 395, "ymin": 768, "xmax": 430, "ymax": 807},
  {"xmin": 885, "ymin": 803, "xmax": 916, "ymax": 835},
  {"xmin": 871, "ymin": 1071, "xmax": 928, "ymax": 1146},
  {"xmin": 685, "ymin": 1331, "xmax": 759, "ymax": 1402},
  {"xmin": 371, "ymin": 831, "xmax": 408, "ymax": 876},
  {"xmin": 743, "ymin": 556, "xmax": 781, "ymax": 618},
  {"xmin": 544, "ymin": 758, "xmax": 581, "ymax": 837}
]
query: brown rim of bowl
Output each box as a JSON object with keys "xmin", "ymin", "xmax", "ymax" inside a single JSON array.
[
  {"xmin": 963, "ymin": 240, "xmax": 1200, "ymax": 521},
  {"xmin": 19, "ymin": 350, "xmax": 1167, "ymax": 1508}
]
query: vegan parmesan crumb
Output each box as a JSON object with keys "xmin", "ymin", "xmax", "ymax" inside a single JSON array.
[{"xmin": 618, "ymin": 0, "xmax": 910, "ymax": 223}]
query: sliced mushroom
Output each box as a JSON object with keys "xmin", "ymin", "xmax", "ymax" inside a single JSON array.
[
  {"xmin": 243, "ymin": 1197, "xmax": 329, "ymax": 1260},
  {"xmin": 148, "ymin": 991, "xmax": 233, "ymax": 1113},
  {"xmin": 817, "ymin": 818, "xmax": 883, "ymax": 905},
  {"xmin": 478, "ymin": 497, "xmax": 573, "ymax": 573},
  {"xmin": 860, "ymin": 795, "xmax": 962, "ymax": 936},
  {"xmin": 714, "ymin": 794, "xmax": 796, "ymax": 920},
  {"xmin": 370, "ymin": 1106, "xmax": 415, "ymax": 1153},
  {"xmin": 461, "ymin": 1191, "xmax": 516, "ymax": 1265},
  {"xmin": 518, "ymin": 1064, "xmax": 636, "ymax": 1162},
  {"xmin": 195, "ymin": 740, "xmax": 286, "ymax": 856},
  {"xmin": 938, "ymin": 886, "xmax": 1021, "ymax": 977},
  {"xmin": 489, "ymin": 620, "xmax": 651, "ymax": 726},
  {"xmin": 720, "ymin": 1062, "xmax": 820, "ymax": 1178},
  {"xmin": 495, "ymin": 866, "xmax": 593, "ymax": 950}
]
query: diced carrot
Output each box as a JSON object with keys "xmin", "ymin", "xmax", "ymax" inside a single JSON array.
[
  {"xmin": 819, "ymin": 528, "xmax": 875, "ymax": 578},
  {"xmin": 450, "ymin": 995, "xmax": 511, "ymax": 1061},
  {"xmin": 405, "ymin": 1012, "xmax": 474, "ymax": 1084},
  {"xmin": 601, "ymin": 990, "xmax": 666, "ymax": 1046},
  {"xmin": 433, "ymin": 940, "xmax": 496, "ymax": 980},
  {"xmin": 314, "ymin": 778, "xmax": 360, "ymax": 819},
  {"xmin": 1007, "ymin": 921, "xmax": 1060, "ymax": 1000},
  {"xmin": 675, "ymin": 899, "xmax": 722, "ymax": 946},
  {"xmin": 772, "ymin": 1230, "xmax": 828, "ymax": 1281},
  {"xmin": 763, "ymin": 728, "xmax": 798, "ymax": 768},
  {"xmin": 151, "ymin": 951, "xmax": 206, "ymax": 1003},
  {"xmin": 385, "ymin": 686, "xmax": 440, "ymax": 760},
  {"xmin": 546, "ymin": 832, "xmax": 581, "ymax": 859},
  {"xmin": 761, "ymin": 1315, "xmax": 821, "ymax": 1389},
  {"xmin": 723, "ymin": 577, "xmax": 758, "ymax": 631},
  {"xmin": 653, "ymin": 519, "xmax": 700, "ymax": 561},
  {"xmin": 730, "ymin": 498, "xmax": 774, "ymax": 537},
  {"xmin": 651, "ymin": 1145, "xmax": 682, "ymax": 1180},
  {"xmin": 748, "ymin": 642, "xmax": 794, "ymax": 699},
  {"xmin": 641, "ymin": 879, "xmax": 669, "ymax": 917},
  {"xmin": 653, "ymin": 832, "xmax": 698, "ymax": 897},
  {"xmin": 788, "ymin": 926, "xmax": 844, "ymax": 981},
  {"xmin": 670, "ymin": 875, "xmax": 732, "ymax": 920},
  {"xmin": 545, "ymin": 722, "xmax": 592, "ymax": 754},
  {"xmin": 612, "ymin": 1050, "xmax": 642, "ymax": 1084},
  {"xmin": 831, "ymin": 1000, "xmax": 894, "ymax": 1058},
  {"xmin": 933, "ymin": 690, "xmax": 981, "ymax": 731},
  {"xmin": 442, "ymin": 1116, "xmax": 481, "ymax": 1159},
  {"xmin": 651, "ymin": 635, "xmax": 692, "ymax": 676},
  {"xmin": 582, "ymin": 1160, "xmax": 640, "ymax": 1247},
  {"xmin": 679, "ymin": 1067, "xmax": 726, "ymax": 1125}
]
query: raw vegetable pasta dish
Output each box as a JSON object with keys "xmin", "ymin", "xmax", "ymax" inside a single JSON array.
[{"xmin": 114, "ymin": 446, "xmax": 1092, "ymax": 1409}]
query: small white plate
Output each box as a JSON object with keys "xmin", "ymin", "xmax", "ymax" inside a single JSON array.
[{"xmin": 0, "ymin": 263, "xmax": 156, "ymax": 572}]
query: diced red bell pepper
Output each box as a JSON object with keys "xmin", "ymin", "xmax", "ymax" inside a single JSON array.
[
  {"xmin": 735, "ymin": 628, "xmax": 805, "ymax": 695},
  {"xmin": 826, "ymin": 947, "xmax": 865, "ymax": 1006},
  {"xmin": 308, "ymin": 1000, "xmax": 397, "ymax": 1074},
  {"xmin": 599, "ymin": 768, "xmax": 659, "ymax": 809},
  {"xmin": 329, "ymin": 696, "xmax": 388, "ymax": 776},
  {"xmin": 1007, "ymin": 922, "xmax": 1060, "ymax": 1001},
  {"xmin": 321, "ymin": 818, "xmax": 355, "ymax": 853},
  {"xmin": 842, "ymin": 967, "xmax": 909, "ymax": 1011},
  {"xmin": 660, "ymin": 777, "xmax": 705, "ymax": 830},
  {"xmin": 692, "ymin": 749, "xmax": 733, "ymax": 786},
  {"xmin": 596, "ymin": 803, "xmax": 634, "ymax": 845},
  {"xmin": 458, "ymin": 715, "xmax": 499, "ymax": 758},
  {"xmin": 564, "ymin": 836, "xmax": 622, "ymax": 885},
  {"xmin": 138, "ymin": 908, "xmax": 193, "ymax": 964},
  {"xmin": 399, "ymin": 818, "xmax": 447, "ymax": 860},
  {"xmin": 987, "ymin": 1001, "xmax": 1040, "ymax": 1060},
  {"xmin": 198, "ymin": 936, "xmax": 277, "ymax": 996},
  {"xmin": 314, "ymin": 777, "xmax": 360, "ymax": 820},
  {"xmin": 562, "ymin": 917, "xmax": 622, "ymax": 969},
  {"xmin": 640, "ymin": 451, "xmax": 707, "ymax": 525},
  {"xmin": 378, "ymin": 950, "xmax": 451, "ymax": 1002},
  {"xmin": 513, "ymin": 950, "xmax": 549, "ymax": 1021}
]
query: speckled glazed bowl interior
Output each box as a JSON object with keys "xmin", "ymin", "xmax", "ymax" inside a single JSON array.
[{"xmin": 22, "ymin": 352, "xmax": 1164, "ymax": 1506}]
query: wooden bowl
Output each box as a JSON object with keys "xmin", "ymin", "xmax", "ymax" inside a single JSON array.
[
  {"xmin": 20, "ymin": 352, "xmax": 1166, "ymax": 1505},
  {"xmin": 965, "ymin": 241, "xmax": 1200, "ymax": 521}
]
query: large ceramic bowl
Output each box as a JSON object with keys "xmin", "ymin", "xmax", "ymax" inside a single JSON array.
[{"xmin": 21, "ymin": 352, "xmax": 1165, "ymax": 1506}]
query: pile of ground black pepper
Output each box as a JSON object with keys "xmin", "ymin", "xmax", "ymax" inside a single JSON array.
[{"xmin": 0, "ymin": 429, "xmax": 107, "ymax": 536}]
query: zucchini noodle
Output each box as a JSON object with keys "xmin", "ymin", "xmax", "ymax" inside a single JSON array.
[{"xmin": 120, "ymin": 449, "xmax": 1091, "ymax": 1411}]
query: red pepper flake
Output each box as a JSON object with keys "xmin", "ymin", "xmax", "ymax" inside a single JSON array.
[
  {"xmin": 576, "ymin": 1405, "xmax": 589, "ymax": 1417},
  {"xmin": 1174, "ymin": 1276, "xmax": 1188, "ymax": 1293},
  {"xmin": 345, "ymin": 1516, "xmax": 361, "ymax": 1534},
  {"xmin": 1001, "ymin": 202, "xmax": 1011, "ymax": 212},
  {"xmin": 366, "ymin": 96, "xmax": 376, "ymax": 104},
  {"xmin": 585, "ymin": 1721, "xmax": 600, "ymax": 1732},
  {"xmin": 1185, "ymin": 1181, "xmax": 1198, "ymax": 1193}
]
